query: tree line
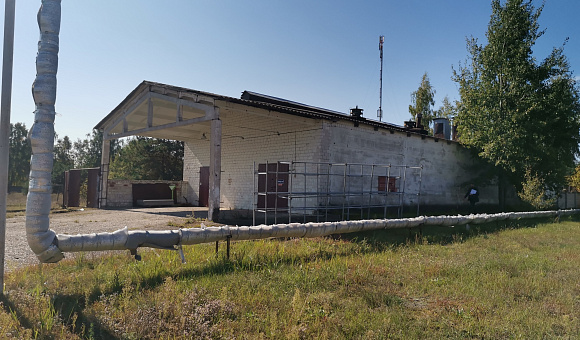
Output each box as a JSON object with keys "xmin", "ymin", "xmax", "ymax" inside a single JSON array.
[
  {"xmin": 406, "ymin": 0, "xmax": 580, "ymax": 209},
  {"xmin": 8, "ymin": 123, "xmax": 183, "ymax": 193}
]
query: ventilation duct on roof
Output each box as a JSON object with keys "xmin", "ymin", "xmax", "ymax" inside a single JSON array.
[
  {"xmin": 433, "ymin": 118, "xmax": 451, "ymax": 140},
  {"xmin": 349, "ymin": 106, "xmax": 363, "ymax": 118}
]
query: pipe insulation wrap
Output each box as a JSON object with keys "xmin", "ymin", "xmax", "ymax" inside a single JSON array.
[
  {"xmin": 57, "ymin": 227, "xmax": 129, "ymax": 252},
  {"xmin": 25, "ymin": 0, "xmax": 63, "ymax": 263},
  {"xmin": 29, "ymin": 122, "xmax": 55, "ymax": 151},
  {"xmin": 125, "ymin": 230, "xmax": 181, "ymax": 250},
  {"xmin": 49, "ymin": 210, "xmax": 580, "ymax": 256}
]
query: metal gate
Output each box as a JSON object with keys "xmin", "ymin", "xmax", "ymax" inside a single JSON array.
[{"xmin": 64, "ymin": 167, "xmax": 100, "ymax": 208}]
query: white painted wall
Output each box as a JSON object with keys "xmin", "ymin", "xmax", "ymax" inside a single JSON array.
[
  {"xmin": 183, "ymin": 142, "xmax": 208, "ymax": 206},
  {"xmin": 323, "ymin": 121, "xmax": 480, "ymax": 206},
  {"xmin": 184, "ymin": 104, "xmax": 324, "ymax": 209},
  {"xmin": 183, "ymin": 105, "xmax": 507, "ymax": 211}
]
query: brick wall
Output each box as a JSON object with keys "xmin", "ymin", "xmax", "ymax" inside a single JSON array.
[
  {"xmin": 184, "ymin": 106, "xmax": 322, "ymax": 209},
  {"xmin": 106, "ymin": 180, "xmax": 133, "ymax": 208},
  {"xmin": 105, "ymin": 179, "xmax": 188, "ymax": 208},
  {"xmin": 183, "ymin": 105, "xmax": 516, "ymax": 212},
  {"xmin": 324, "ymin": 122, "xmax": 485, "ymax": 206}
]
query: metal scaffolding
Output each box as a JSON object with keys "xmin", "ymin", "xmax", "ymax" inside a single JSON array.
[{"xmin": 253, "ymin": 161, "xmax": 423, "ymax": 225}]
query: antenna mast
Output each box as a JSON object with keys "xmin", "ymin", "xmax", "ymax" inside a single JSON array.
[{"xmin": 377, "ymin": 35, "xmax": 384, "ymax": 122}]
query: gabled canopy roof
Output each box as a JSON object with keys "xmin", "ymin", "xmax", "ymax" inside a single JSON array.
[{"xmin": 95, "ymin": 80, "xmax": 409, "ymax": 141}]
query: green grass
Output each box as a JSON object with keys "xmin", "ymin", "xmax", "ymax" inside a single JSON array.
[{"xmin": 2, "ymin": 217, "xmax": 580, "ymax": 339}]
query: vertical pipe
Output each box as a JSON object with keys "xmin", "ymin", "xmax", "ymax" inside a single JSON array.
[
  {"xmin": 264, "ymin": 160, "xmax": 268, "ymax": 225},
  {"xmin": 359, "ymin": 164, "xmax": 363, "ymax": 218},
  {"xmin": 252, "ymin": 161, "xmax": 256, "ymax": 226},
  {"xmin": 417, "ymin": 166, "xmax": 423, "ymax": 216},
  {"xmin": 324, "ymin": 163, "xmax": 332, "ymax": 221},
  {"xmin": 342, "ymin": 164, "xmax": 347, "ymax": 220},
  {"xmin": 26, "ymin": 0, "xmax": 63, "ymax": 263},
  {"xmin": 402, "ymin": 166, "xmax": 407, "ymax": 218},
  {"xmin": 0, "ymin": 0, "xmax": 16, "ymax": 292},
  {"xmin": 274, "ymin": 162, "xmax": 278, "ymax": 225},
  {"xmin": 368, "ymin": 164, "xmax": 375, "ymax": 219},
  {"xmin": 315, "ymin": 162, "xmax": 319, "ymax": 222},
  {"xmin": 303, "ymin": 162, "xmax": 307, "ymax": 223},
  {"xmin": 99, "ymin": 138, "xmax": 110, "ymax": 208},
  {"xmin": 208, "ymin": 113, "xmax": 221, "ymax": 222},
  {"xmin": 288, "ymin": 161, "xmax": 293, "ymax": 224},
  {"xmin": 384, "ymin": 166, "xmax": 390, "ymax": 218}
]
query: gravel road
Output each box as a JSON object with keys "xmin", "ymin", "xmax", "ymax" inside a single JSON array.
[{"xmin": 4, "ymin": 207, "xmax": 204, "ymax": 271}]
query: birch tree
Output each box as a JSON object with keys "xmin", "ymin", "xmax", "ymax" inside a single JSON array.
[{"xmin": 453, "ymin": 0, "xmax": 580, "ymax": 209}]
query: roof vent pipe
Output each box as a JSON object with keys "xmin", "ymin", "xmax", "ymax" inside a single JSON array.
[{"xmin": 350, "ymin": 106, "xmax": 363, "ymax": 118}]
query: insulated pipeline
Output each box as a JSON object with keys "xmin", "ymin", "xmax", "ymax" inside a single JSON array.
[
  {"xmin": 53, "ymin": 210, "xmax": 579, "ymax": 256},
  {"xmin": 26, "ymin": 0, "xmax": 63, "ymax": 263}
]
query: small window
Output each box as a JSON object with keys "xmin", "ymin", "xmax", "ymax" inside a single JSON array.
[
  {"xmin": 434, "ymin": 122, "xmax": 444, "ymax": 135},
  {"xmin": 378, "ymin": 176, "xmax": 397, "ymax": 192}
]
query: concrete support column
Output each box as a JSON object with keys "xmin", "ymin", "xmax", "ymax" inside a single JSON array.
[
  {"xmin": 208, "ymin": 108, "xmax": 221, "ymax": 221},
  {"xmin": 99, "ymin": 138, "xmax": 111, "ymax": 208}
]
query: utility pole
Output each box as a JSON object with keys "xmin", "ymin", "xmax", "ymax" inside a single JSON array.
[
  {"xmin": 0, "ymin": 0, "xmax": 16, "ymax": 294},
  {"xmin": 377, "ymin": 35, "xmax": 384, "ymax": 122}
]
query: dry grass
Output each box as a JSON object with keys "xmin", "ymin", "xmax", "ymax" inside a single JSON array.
[
  {"xmin": 6, "ymin": 192, "xmax": 63, "ymax": 218},
  {"xmin": 1, "ymin": 216, "xmax": 580, "ymax": 339}
]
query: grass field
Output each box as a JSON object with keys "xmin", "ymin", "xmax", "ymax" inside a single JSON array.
[{"xmin": 1, "ymin": 216, "xmax": 579, "ymax": 339}]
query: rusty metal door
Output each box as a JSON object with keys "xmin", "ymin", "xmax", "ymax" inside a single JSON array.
[
  {"xmin": 132, "ymin": 183, "xmax": 173, "ymax": 206},
  {"xmin": 86, "ymin": 168, "xmax": 100, "ymax": 208},
  {"xmin": 199, "ymin": 166, "xmax": 209, "ymax": 207},
  {"xmin": 378, "ymin": 176, "xmax": 397, "ymax": 192},
  {"xmin": 64, "ymin": 169, "xmax": 81, "ymax": 207},
  {"xmin": 257, "ymin": 162, "xmax": 289, "ymax": 209}
]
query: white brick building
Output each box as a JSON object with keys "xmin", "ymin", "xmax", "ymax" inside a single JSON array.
[{"xmin": 95, "ymin": 81, "xmax": 508, "ymax": 221}]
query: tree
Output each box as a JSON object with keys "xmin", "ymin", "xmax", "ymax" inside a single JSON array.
[
  {"xmin": 109, "ymin": 137, "xmax": 183, "ymax": 180},
  {"xmin": 52, "ymin": 135, "xmax": 75, "ymax": 193},
  {"xmin": 453, "ymin": 0, "xmax": 580, "ymax": 209},
  {"xmin": 408, "ymin": 72, "xmax": 436, "ymax": 130},
  {"xmin": 73, "ymin": 129, "xmax": 103, "ymax": 169},
  {"xmin": 435, "ymin": 96, "xmax": 458, "ymax": 120},
  {"xmin": 8, "ymin": 123, "xmax": 31, "ymax": 189},
  {"xmin": 73, "ymin": 129, "xmax": 122, "ymax": 169},
  {"xmin": 567, "ymin": 164, "xmax": 580, "ymax": 192}
]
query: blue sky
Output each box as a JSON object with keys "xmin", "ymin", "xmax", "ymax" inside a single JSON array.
[{"xmin": 2, "ymin": 0, "xmax": 579, "ymax": 141}]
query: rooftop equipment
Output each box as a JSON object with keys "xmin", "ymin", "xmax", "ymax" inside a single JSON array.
[
  {"xmin": 433, "ymin": 117, "xmax": 451, "ymax": 140},
  {"xmin": 350, "ymin": 106, "xmax": 363, "ymax": 118}
]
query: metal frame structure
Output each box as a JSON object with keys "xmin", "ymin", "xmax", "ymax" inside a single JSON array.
[{"xmin": 253, "ymin": 161, "xmax": 423, "ymax": 225}]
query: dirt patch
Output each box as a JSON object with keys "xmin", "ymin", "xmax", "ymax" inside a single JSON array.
[{"xmin": 4, "ymin": 207, "xmax": 208, "ymax": 271}]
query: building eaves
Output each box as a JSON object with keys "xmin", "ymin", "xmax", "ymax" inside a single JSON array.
[{"xmin": 95, "ymin": 81, "xmax": 448, "ymax": 141}]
